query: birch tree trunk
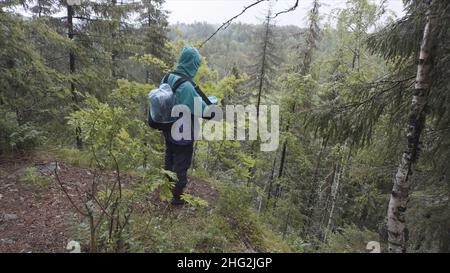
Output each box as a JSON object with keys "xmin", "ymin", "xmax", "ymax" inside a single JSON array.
[
  {"xmin": 323, "ymin": 163, "xmax": 344, "ymax": 242},
  {"xmin": 387, "ymin": 0, "xmax": 434, "ymax": 253}
]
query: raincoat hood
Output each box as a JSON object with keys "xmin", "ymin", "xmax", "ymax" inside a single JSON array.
[{"xmin": 174, "ymin": 46, "xmax": 202, "ymax": 79}]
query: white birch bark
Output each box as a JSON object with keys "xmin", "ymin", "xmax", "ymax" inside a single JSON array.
[
  {"xmin": 324, "ymin": 163, "xmax": 344, "ymax": 242},
  {"xmin": 387, "ymin": 0, "xmax": 435, "ymax": 253}
]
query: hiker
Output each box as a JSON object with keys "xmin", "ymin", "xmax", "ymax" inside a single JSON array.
[{"xmin": 159, "ymin": 46, "xmax": 214, "ymax": 205}]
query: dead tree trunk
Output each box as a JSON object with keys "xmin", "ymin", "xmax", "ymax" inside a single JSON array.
[
  {"xmin": 266, "ymin": 156, "xmax": 277, "ymax": 202},
  {"xmin": 67, "ymin": 4, "xmax": 83, "ymax": 149},
  {"xmin": 259, "ymin": 156, "xmax": 276, "ymax": 214},
  {"xmin": 387, "ymin": 0, "xmax": 434, "ymax": 253},
  {"xmin": 256, "ymin": 13, "xmax": 270, "ymax": 119},
  {"xmin": 111, "ymin": 0, "xmax": 119, "ymax": 78}
]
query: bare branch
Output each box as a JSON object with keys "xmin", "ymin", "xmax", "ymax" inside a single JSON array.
[
  {"xmin": 200, "ymin": 0, "xmax": 269, "ymax": 48},
  {"xmin": 271, "ymin": 0, "xmax": 299, "ymax": 19},
  {"xmin": 54, "ymin": 162, "xmax": 89, "ymax": 217}
]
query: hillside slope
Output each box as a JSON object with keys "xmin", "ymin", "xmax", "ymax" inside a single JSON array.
[{"xmin": 0, "ymin": 152, "xmax": 291, "ymax": 253}]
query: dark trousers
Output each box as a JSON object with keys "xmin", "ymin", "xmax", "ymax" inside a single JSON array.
[{"xmin": 164, "ymin": 140, "xmax": 194, "ymax": 191}]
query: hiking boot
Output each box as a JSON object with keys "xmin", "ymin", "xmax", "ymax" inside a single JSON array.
[
  {"xmin": 171, "ymin": 197, "xmax": 187, "ymax": 206},
  {"xmin": 171, "ymin": 186, "xmax": 187, "ymax": 206}
]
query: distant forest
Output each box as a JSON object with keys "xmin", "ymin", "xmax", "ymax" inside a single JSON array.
[{"xmin": 168, "ymin": 22, "xmax": 304, "ymax": 76}]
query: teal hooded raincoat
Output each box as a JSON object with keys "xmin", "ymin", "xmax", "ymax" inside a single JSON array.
[
  {"xmin": 164, "ymin": 46, "xmax": 208, "ymax": 114},
  {"xmin": 162, "ymin": 46, "xmax": 209, "ymax": 145}
]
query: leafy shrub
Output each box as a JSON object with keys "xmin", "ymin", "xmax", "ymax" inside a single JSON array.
[
  {"xmin": 10, "ymin": 123, "xmax": 46, "ymax": 151},
  {"xmin": 0, "ymin": 108, "xmax": 46, "ymax": 153},
  {"xmin": 318, "ymin": 224, "xmax": 381, "ymax": 253},
  {"xmin": 0, "ymin": 109, "xmax": 18, "ymax": 153},
  {"xmin": 215, "ymin": 184, "xmax": 266, "ymax": 251}
]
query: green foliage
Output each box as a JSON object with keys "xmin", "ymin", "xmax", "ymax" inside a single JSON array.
[
  {"xmin": 120, "ymin": 180, "xmax": 291, "ymax": 253},
  {"xmin": 215, "ymin": 184, "xmax": 265, "ymax": 251},
  {"xmin": 319, "ymin": 224, "xmax": 381, "ymax": 253},
  {"xmin": 181, "ymin": 193, "xmax": 209, "ymax": 208},
  {"xmin": 158, "ymin": 170, "xmax": 176, "ymax": 202},
  {"xmin": 216, "ymin": 184, "xmax": 291, "ymax": 252},
  {"xmin": 67, "ymin": 94, "xmax": 147, "ymax": 170},
  {"xmin": 54, "ymin": 148, "xmax": 91, "ymax": 167},
  {"xmin": 9, "ymin": 123, "xmax": 46, "ymax": 152},
  {"xmin": 130, "ymin": 54, "xmax": 170, "ymax": 74},
  {"xmin": 0, "ymin": 108, "xmax": 46, "ymax": 153}
]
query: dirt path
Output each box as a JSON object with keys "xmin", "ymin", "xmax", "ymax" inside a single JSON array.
[
  {"xmin": 0, "ymin": 156, "xmax": 218, "ymax": 253},
  {"xmin": 0, "ymin": 156, "xmax": 73, "ymax": 252}
]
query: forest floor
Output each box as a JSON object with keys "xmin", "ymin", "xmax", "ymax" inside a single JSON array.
[{"xmin": 0, "ymin": 154, "xmax": 219, "ymax": 253}]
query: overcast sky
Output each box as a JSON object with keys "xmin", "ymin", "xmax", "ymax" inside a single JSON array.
[{"xmin": 164, "ymin": 0, "xmax": 405, "ymax": 27}]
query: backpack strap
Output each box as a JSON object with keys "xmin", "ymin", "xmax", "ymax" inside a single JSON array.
[
  {"xmin": 162, "ymin": 74, "xmax": 170, "ymax": 84},
  {"xmin": 172, "ymin": 77, "xmax": 189, "ymax": 93},
  {"xmin": 169, "ymin": 71, "xmax": 213, "ymax": 106},
  {"xmin": 163, "ymin": 73, "xmax": 188, "ymax": 93}
]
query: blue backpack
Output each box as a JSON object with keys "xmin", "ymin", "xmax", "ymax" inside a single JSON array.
[
  {"xmin": 147, "ymin": 74, "xmax": 188, "ymax": 131},
  {"xmin": 147, "ymin": 72, "xmax": 216, "ymax": 131}
]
